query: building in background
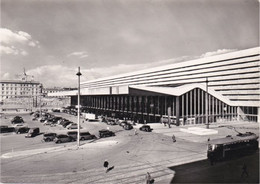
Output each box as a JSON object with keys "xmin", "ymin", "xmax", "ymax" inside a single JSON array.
[
  {"xmin": 49, "ymin": 47, "xmax": 260, "ymax": 124},
  {"xmin": 0, "ymin": 74, "xmax": 42, "ymax": 108},
  {"xmin": 0, "ymin": 72, "xmax": 72, "ymax": 111}
]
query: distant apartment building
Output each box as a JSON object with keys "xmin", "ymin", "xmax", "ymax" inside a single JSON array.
[{"xmin": 0, "ymin": 80, "xmax": 42, "ymax": 102}]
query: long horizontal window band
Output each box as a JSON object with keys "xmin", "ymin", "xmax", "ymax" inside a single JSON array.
[
  {"xmin": 230, "ymin": 99, "xmax": 260, "ymax": 101},
  {"xmin": 223, "ymin": 94, "xmax": 260, "ymax": 96},
  {"xmin": 215, "ymin": 88, "xmax": 260, "ymax": 91},
  {"xmin": 101, "ymin": 75, "xmax": 260, "ymax": 87},
  {"xmin": 82, "ymin": 60, "xmax": 259, "ymax": 88},
  {"xmin": 83, "ymin": 67, "xmax": 259, "ymax": 89},
  {"xmin": 83, "ymin": 54, "xmax": 260, "ymax": 85},
  {"xmin": 81, "ymin": 55, "xmax": 259, "ymax": 87},
  {"xmin": 209, "ymin": 82, "xmax": 260, "ymax": 87},
  {"xmin": 82, "ymin": 64, "xmax": 259, "ymax": 88}
]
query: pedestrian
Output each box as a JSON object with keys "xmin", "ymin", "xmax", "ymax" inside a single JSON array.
[
  {"xmin": 146, "ymin": 172, "xmax": 151, "ymax": 184},
  {"xmin": 209, "ymin": 154, "xmax": 214, "ymax": 166},
  {"xmin": 172, "ymin": 135, "xmax": 176, "ymax": 142},
  {"xmin": 103, "ymin": 160, "xmax": 109, "ymax": 172},
  {"xmin": 241, "ymin": 163, "xmax": 249, "ymax": 177}
]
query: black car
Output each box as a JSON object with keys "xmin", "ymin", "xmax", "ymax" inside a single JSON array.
[
  {"xmin": 11, "ymin": 116, "xmax": 24, "ymax": 124},
  {"xmin": 0, "ymin": 126, "xmax": 15, "ymax": 133},
  {"xmin": 25, "ymin": 128, "xmax": 40, "ymax": 138},
  {"xmin": 80, "ymin": 132, "xmax": 96, "ymax": 140},
  {"xmin": 43, "ymin": 133, "xmax": 57, "ymax": 142},
  {"xmin": 15, "ymin": 127, "xmax": 30, "ymax": 134},
  {"xmin": 124, "ymin": 124, "xmax": 133, "ymax": 130},
  {"xmin": 99, "ymin": 129, "xmax": 115, "ymax": 138},
  {"xmin": 54, "ymin": 134, "xmax": 73, "ymax": 143},
  {"xmin": 139, "ymin": 125, "xmax": 153, "ymax": 132}
]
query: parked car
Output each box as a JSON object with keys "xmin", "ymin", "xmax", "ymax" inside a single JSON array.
[
  {"xmin": 43, "ymin": 133, "xmax": 57, "ymax": 142},
  {"xmin": 62, "ymin": 121, "xmax": 73, "ymax": 128},
  {"xmin": 11, "ymin": 116, "xmax": 24, "ymax": 124},
  {"xmin": 119, "ymin": 121, "xmax": 127, "ymax": 127},
  {"xmin": 139, "ymin": 125, "xmax": 153, "ymax": 132},
  {"xmin": 15, "ymin": 127, "xmax": 30, "ymax": 134},
  {"xmin": 12, "ymin": 124, "xmax": 28, "ymax": 128},
  {"xmin": 123, "ymin": 124, "xmax": 133, "ymax": 130},
  {"xmin": 25, "ymin": 128, "xmax": 40, "ymax": 138},
  {"xmin": 67, "ymin": 131, "xmax": 78, "ymax": 141},
  {"xmin": 107, "ymin": 120, "xmax": 117, "ymax": 125},
  {"xmin": 52, "ymin": 108, "xmax": 60, "ymax": 112},
  {"xmin": 54, "ymin": 134, "xmax": 73, "ymax": 143},
  {"xmin": 0, "ymin": 126, "xmax": 15, "ymax": 133},
  {"xmin": 66, "ymin": 123, "xmax": 82, "ymax": 129},
  {"xmin": 80, "ymin": 132, "xmax": 96, "ymax": 140},
  {"xmin": 99, "ymin": 129, "xmax": 115, "ymax": 138}
]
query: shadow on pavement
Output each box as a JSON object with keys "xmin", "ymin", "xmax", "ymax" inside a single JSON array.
[{"xmin": 169, "ymin": 150, "xmax": 259, "ymax": 183}]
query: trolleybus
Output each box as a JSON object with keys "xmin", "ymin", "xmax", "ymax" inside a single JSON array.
[{"xmin": 207, "ymin": 132, "xmax": 258, "ymax": 162}]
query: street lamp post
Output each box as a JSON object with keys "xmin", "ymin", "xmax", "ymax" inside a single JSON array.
[
  {"xmin": 206, "ymin": 77, "xmax": 209, "ymax": 129},
  {"xmin": 76, "ymin": 67, "xmax": 82, "ymax": 148},
  {"xmin": 39, "ymin": 84, "xmax": 43, "ymax": 118}
]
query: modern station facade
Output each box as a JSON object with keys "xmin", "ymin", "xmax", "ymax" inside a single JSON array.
[{"xmin": 51, "ymin": 47, "xmax": 260, "ymax": 125}]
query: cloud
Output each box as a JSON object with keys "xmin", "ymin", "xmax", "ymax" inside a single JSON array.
[
  {"xmin": 67, "ymin": 51, "xmax": 88, "ymax": 59},
  {"xmin": 0, "ymin": 28, "xmax": 40, "ymax": 56},
  {"xmin": 200, "ymin": 49, "xmax": 237, "ymax": 58},
  {"xmin": 0, "ymin": 45, "xmax": 28, "ymax": 56},
  {"xmin": 27, "ymin": 65, "xmax": 88, "ymax": 88},
  {"xmin": 1, "ymin": 72, "xmax": 11, "ymax": 80}
]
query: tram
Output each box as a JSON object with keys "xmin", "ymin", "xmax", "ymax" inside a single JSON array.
[{"xmin": 207, "ymin": 132, "xmax": 259, "ymax": 161}]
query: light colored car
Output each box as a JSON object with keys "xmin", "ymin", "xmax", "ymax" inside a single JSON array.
[
  {"xmin": 66, "ymin": 123, "xmax": 82, "ymax": 129},
  {"xmin": 12, "ymin": 124, "xmax": 28, "ymax": 128}
]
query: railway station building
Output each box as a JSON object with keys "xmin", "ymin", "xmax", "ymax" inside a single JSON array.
[{"xmin": 50, "ymin": 47, "xmax": 260, "ymax": 125}]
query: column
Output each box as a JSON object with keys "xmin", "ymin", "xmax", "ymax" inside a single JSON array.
[
  {"xmin": 176, "ymin": 96, "xmax": 180, "ymax": 126},
  {"xmin": 257, "ymin": 107, "xmax": 260, "ymax": 123}
]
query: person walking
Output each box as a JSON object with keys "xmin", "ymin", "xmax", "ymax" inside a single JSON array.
[
  {"xmin": 146, "ymin": 172, "xmax": 151, "ymax": 184},
  {"xmin": 241, "ymin": 163, "xmax": 249, "ymax": 177},
  {"xmin": 172, "ymin": 135, "xmax": 176, "ymax": 142},
  {"xmin": 103, "ymin": 160, "xmax": 109, "ymax": 172},
  {"xmin": 134, "ymin": 128, "xmax": 137, "ymax": 135}
]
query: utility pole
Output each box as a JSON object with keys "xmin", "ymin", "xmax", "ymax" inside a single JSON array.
[
  {"xmin": 76, "ymin": 67, "xmax": 82, "ymax": 148},
  {"xmin": 206, "ymin": 77, "xmax": 209, "ymax": 129}
]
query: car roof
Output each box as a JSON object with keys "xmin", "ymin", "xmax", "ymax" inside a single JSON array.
[
  {"xmin": 67, "ymin": 131, "xmax": 77, "ymax": 133},
  {"xmin": 99, "ymin": 129, "xmax": 109, "ymax": 132},
  {"xmin": 209, "ymin": 133, "xmax": 258, "ymax": 145}
]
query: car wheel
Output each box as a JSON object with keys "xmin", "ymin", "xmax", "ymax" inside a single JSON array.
[
  {"xmin": 80, "ymin": 137, "xmax": 85, "ymax": 141},
  {"xmin": 57, "ymin": 140, "xmax": 61, "ymax": 144},
  {"xmin": 45, "ymin": 138, "xmax": 50, "ymax": 142}
]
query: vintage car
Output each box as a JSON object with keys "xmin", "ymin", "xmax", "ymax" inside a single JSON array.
[
  {"xmin": 43, "ymin": 133, "xmax": 57, "ymax": 142},
  {"xmin": 139, "ymin": 125, "xmax": 153, "ymax": 132},
  {"xmin": 99, "ymin": 129, "xmax": 115, "ymax": 138}
]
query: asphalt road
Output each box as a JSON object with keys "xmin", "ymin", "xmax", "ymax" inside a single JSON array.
[{"xmin": 1, "ymin": 112, "xmax": 259, "ymax": 183}]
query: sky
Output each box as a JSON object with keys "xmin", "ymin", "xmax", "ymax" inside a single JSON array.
[{"xmin": 0, "ymin": 0, "xmax": 259, "ymax": 88}]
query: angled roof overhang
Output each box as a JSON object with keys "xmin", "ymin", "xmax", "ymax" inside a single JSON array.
[{"xmin": 130, "ymin": 84, "xmax": 237, "ymax": 106}]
